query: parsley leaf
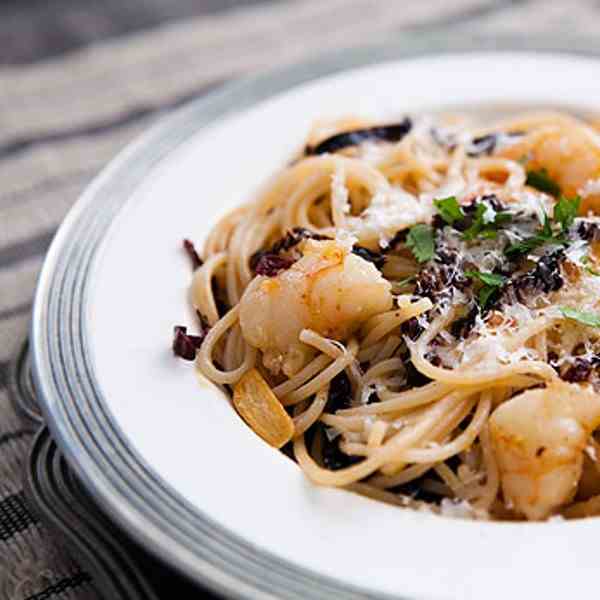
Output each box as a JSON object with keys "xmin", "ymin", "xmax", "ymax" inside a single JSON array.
[
  {"xmin": 406, "ymin": 224, "xmax": 435, "ymax": 263},
  {"xmin": 465, "ymin": 270, "xmax": 507, "ymax": 286},
  {"xmin": 465, "ymin": 270, "xmax": 506, "ymax": 310},
  {"xmin": 462, "ymin": 204, "xmax": 487, "ymax": 241},
  {"xmin": 582, "ymin": 255, "xmax": 600, "ymax": 276},
  {"xmin": 542, "ymin": 214, "xmax": 553, "ymax": 237},
  {"xmin": 434, "ymin": 196, "xmax": 464, "ymax": 225},
  {"xmin": 462, "ymin": 202, "xmax": 512, "ymax": 241},
  {"xmin": 560, "ymin": 307, "xmax": 600, "ymax": 328},
  {"xmin": 526, "ymin": 168, "xmax": 561, "ymax": 197},
  {"xmin": 478, "ymin": 286, "xmax": 499, "ymax": 310},
  {"xmin": 504, "ymin": 209, "xmax": 569, "ymax": 259},
  {"xmin": 554, "ymin": 195, "xmax": 581, "ymax": 232},
  {"xmin": 494, "ymin": 212, "xmax": 512, "ymax": 225},
  {"xmin": 504, "ymin": 234, "xmax": 551, "ymax": 259},
  {"xmin": 396, "ymin": 275, "xmax": 416, "ymax": 288}
]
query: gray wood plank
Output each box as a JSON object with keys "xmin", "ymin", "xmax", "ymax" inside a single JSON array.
[{"xmin": 0, "ymin": 0, "xmax": 270, "ymax": 65}]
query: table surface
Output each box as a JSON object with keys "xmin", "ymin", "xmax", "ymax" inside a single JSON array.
[{"xmin": 3, "ymin": 0, "xmax": 600, "ymax": 598}]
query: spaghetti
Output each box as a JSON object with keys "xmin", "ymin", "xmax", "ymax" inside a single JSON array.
[{"xmin": 178, "ymin": 110, "xmax": 600, "ymax": 521}]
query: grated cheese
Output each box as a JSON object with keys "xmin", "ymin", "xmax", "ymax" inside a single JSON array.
[
  {"xmin": 585, "ymin": 444, "xmax": 598, "ymax": 462},
  {"xmin": 439, "ymin": 498, "xmax": 488, "ymax": 520},
  {"xmin": 579, "ymin": 177, "xmax": 600, "ymax": 198},
  {"xmin": 348, "ymin": 185, "xmax": 431, "ymax": 247},
  {"xmin": 330, "ymin": 165, "xmax": 350, "ymax": 215}
]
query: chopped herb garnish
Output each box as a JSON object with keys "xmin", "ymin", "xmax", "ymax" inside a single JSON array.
[
  {"xmin": 504, "ymin": 206, "xmax": 573, "ymax": 260},
  {"xmin": 395, "ymin": 275, "xmax": 416, "ymax": 288},
  {"xmin": 504, "ymin": 229, "xmax": 568, "ymax": 259},
  {"xmin": 554, "ymin": 195, "xmax": 581, "ymax": 232},
  {"xmin": 478, "ymin": 285, "xmax": 500, "ymax": 310},
  {"xmin": 465, "ymin": 270, "xmax": 506, "ymax": 287},
  {"xmin": 479, "ymin": 229, "xmax": 499, "ymax": 240},
  {"xmin": 582, "ymin": 256, "xmax": 600, "ymax": 276},
  {"xmin": 526, "ymin": 168, "xmax": 561, "ymax": 197},
  {"xmin": 586, "ymin": 266, "xmax": 600, "ymax": 276},
  {"xmin": 462, "ymin": 202, "xmax": 511, "ymax": 241},
  {"xmin": 465, "ymin": 269, "xmax": 506, "ymax": 310},
  {"xmin": 504, "ymin": 234, "xmax": 550, "ymax": 259},
  {"xmin": 560, "ymin": 307, "xmax": 600, "ymax": 328},
  {"xmin": 465, "ymin": 270, "xmax": 506, "ymax": 310},
  {"xmin": 462, "ymin": 204, "xmax": 487, "ymax": 241},
  {"xmin": 494, "ymin": 212, "xmax": 512, "ymax": 225},
  {"xmin": 406, "ymin": 224, "xmax": 435, "ymax": 263},
  {"xmin": 542, "ymin": 214, "xmax": 553, "ymax": 237},
  {"xmin": 434, "ymin": 196, "xmax": 464, "ymax": 225}
]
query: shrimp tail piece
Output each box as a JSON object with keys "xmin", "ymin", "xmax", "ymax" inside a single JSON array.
[{"xmin": 489, "ymin": 379, "xmax": 600, "ymax": 520}]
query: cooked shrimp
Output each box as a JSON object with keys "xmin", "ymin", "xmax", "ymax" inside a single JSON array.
[
  {"xmin": 496, "ymin": 115, "xmax": 600, "ymax": 213},
  {"xmin": 489, "ymin": 379, "xmax": 600, "ymax": 520},
  {"xmin": 576, "ymin": 451, "xmax": 600, "ymax": 501},
  {"xmin": 239, "ymin": 239, "xmax": 392, "ymax": 376}
]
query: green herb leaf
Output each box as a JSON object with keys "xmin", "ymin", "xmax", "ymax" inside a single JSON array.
[
  {"xmin": 542, "ymin": 214, "xmax": 553, "ymax": 237},
  {"xmin": 582, "ymin": 255, "xmax": 600, "ymax": 276},
  {"xmin": 396, "ymin": 275, "xmax": 416, "ymax": 288},
  {"xmin": 560, "ymin": 307, "xmax": 600, "ymax": 328},
  {"xmin": 465, "ymin": 270, "xmax": 506, "ymax": 310},
  {"xmin": 554, "ymin": 195, "xmax": 581, "ymax": 232},
  {"xmin": 526, "ymin": 168, "xmax": 562, "ymax": 197},
  {"xmin": 479, "ymin": 229, "xmax": 498, "ymax": 240},
  {"xmin": 465, "ymin": 270, "xmax": 507, "ymax": 287},
  {"xmin": 462, "ymin": 204, "xmax": 487, "ymax": 241},
  {"xmin": 462, "ymin": 202, "xmax": 512, "ymax": 241},
  {"xmin": 504, "ymin": 231, "xmax": 570, "ymax": 259},
  {"xmin": 493, "ymin": 212, "xmax": 512, "ymax": 226},
  {"xmin": 478, "ymin": 285, "xmax": 499, "ymax": 310},
  {"xmin": 406, "ymin": 224, "xmax": 435, "ymax": 263},
  {"xmin": 434, "ymin": 196, "xmax": 464, "ymax": 225},
  {"xmin": 504, "ymin": 236, "xmax": 545, "ymax": 259},
  {"xmin": 504, "ymin": 206, "xmax": 570, "ymax": 259}
]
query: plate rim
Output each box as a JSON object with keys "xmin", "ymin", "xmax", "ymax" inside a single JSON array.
[{"xmin": 31, "ymin": 33, "xmax": 600, "ymax": 600}]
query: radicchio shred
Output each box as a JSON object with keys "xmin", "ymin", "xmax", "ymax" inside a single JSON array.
[
  {"xmin": 172, "ymin": 312, "xmax": 210, "ymax": 361},
  {"xmin": 577, "ymin": 221, "xmax": 600, "ymax": 242},
  {"xmin": 562, "ymin": 357, "xmax": 600, "ymax": 383},
  {"xmin": 466, "ymin": 132, "xmax": 523, "ymax": 157},
  {"xmin": 172, "ymin": 325, "xmax": 206, "ymax": 360},
  {"xmin": 183, "ymin": 238, "xmax": 203, "ymax": 270},
  {"xmin": 254, "ymin": 254, "xmax": 295, "ymax": 277},
  {"xmin": 327, "ymin": 371, "xmax": 353, "ymax": 411},
  {"xmin": 250, "ymin": 227, "xmax": 331, "ymax": 275},
  {"xmin": 501, "ymin": 249, "xmax": 566, "ymax": 305},
  {"xmin": 305, "ymin": 118, "xmax": 412, "ymax": 155},
  {"xmin": 322, "ymin": 436, "xmax": 361, "ymax": 471}
]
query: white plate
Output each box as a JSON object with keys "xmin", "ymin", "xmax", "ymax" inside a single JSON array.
[{"xmin": 32, "ymin": 37, "xmax": 600, "ymax": 600}]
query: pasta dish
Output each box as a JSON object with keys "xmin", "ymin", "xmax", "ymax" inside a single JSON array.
[{"xmin": 173, "ymin": 110, "xmax": 600, "ymax": 521}]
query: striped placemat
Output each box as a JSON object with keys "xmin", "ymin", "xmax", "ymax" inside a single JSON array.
[{"xmin": 2, "ymin": 0, "xmax": 600, "ymax": 597}]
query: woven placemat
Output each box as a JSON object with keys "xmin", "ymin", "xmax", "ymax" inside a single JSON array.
[{"xmin": 2, "ymin": 1, "xmax": 600, "ymax": 597}]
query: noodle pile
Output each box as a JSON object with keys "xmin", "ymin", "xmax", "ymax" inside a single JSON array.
[{"xmin": 181, "ymin": 110, "xmax": 600, "ymax": 521}]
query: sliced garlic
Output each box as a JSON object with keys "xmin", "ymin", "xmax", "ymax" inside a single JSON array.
[{"xmin": 233, "ymin": 369, "xmax": 294, "ymax": 448}]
